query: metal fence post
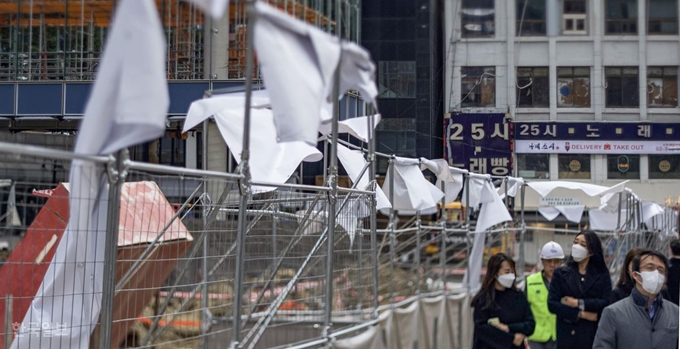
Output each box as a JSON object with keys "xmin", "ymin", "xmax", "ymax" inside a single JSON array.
[
  {"xmin": 98, "ymin": 149, "xmax": 128, "ymax": 349},
  {"xmin": 464, "ymin": 174, "xmax": 472, "ymax": 292},
  {"xmin": 388, "ymin": 156, "xmax": 396, "ymax": 305},
  {"xmin": 232, "ymin": 2, "xmax": 256, "ymax": 347},
  {"xmin": 4, "ymin": 295, "xmax": 12, "ymax": 349},
  {"xmin": 439, "ymin": 181, "xmax": 446, "ymax": 292},
  {"xmin": 366, "ymin": 104, "xmax": 379, "ymax": 319},
  {"xmin": 518, "ymin": 183, "xmax": 526, "ymax": 282}
]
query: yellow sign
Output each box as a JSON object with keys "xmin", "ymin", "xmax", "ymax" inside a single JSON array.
[
  {"xmin": 659, "ymin": 160, "xmax": 671, "ymax": 172},
  {"xmin": 569, "ymin": 159, "xmax": 581, "ymax": 172}
]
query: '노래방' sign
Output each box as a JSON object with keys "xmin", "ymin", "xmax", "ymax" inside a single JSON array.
[{"xmin": 445, "ymin": 113, "xmax": 512, "ymax": 175}]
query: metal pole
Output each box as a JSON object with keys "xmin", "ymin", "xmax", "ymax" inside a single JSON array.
[
  {"xmin": 4, "ymin": 295, "xmax": 12, "ymax": 349},
  {"xmin": 231, "ymin": 1, "xmax": 257, "ymax": 347},
  {"xmin": 615, "ymin": 192, "xmax": 623, "ymax": 232},
  {"xmin": 388, "ymin": 156, "xmax": 396, "ymax": 304},
  {"xmin": 367, "ymin": 103, "xmax": 379, "ymax": 318},
  {"xmin": 518, "ymin": 183, "xmax": 526, "ymax": 282},
  {"xmin": 201, "ymin": 120, "xmax": 210, "ymax": 349},
  {"xmin": 99, "ymin": 149, "xmax": 128, "ymax": 349},
  {"xmin": 464, "ymin": 174, "xmax": 472, "ymax": 291},
  {"xmin": 415, "ymin": 211, "xmax": 422, "ymax": 295},
  {"xmin": 439, "ymin": 181, "xmax": 446, "ymax": 291}
]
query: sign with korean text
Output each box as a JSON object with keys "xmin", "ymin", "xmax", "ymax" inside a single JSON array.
[
  {"xmin": 445, "ymin": 113, "xmax": 512, "ymax": 175},
  {"xmin": 514, "ymin": 122, "xmax": 680, "ymax": 154},
  {"xmin": 539, "ymin": 197, "xmax": 582, "ymax": 206}
]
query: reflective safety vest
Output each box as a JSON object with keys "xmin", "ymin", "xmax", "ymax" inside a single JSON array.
[{"xmin": 526, "ymin": 272, "xmax": 557, "ymax": 343}]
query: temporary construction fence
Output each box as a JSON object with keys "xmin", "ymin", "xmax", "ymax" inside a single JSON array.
[{"xmin": 0, "ymin": 140, "xmax": 677, "ymax": 349}]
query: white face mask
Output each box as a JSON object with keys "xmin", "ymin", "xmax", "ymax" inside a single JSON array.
[
  {"xmin": 571, "ymin": 244, "xmax": 589, "ymax": 262},
  {"xmin": 635, "ymin": 270, "xmax": 665, "ymax": 295},
  {"xmin": 497, "ymin": 273, "xmax": 516, "ymax": 288}
]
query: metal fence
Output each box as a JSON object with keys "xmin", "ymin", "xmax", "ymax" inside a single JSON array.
[{"xmin": 0, "ymin": 142, "xmax": 676, "ymax": 349}]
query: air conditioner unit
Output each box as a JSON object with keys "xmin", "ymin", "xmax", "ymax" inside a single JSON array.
[{"xmin": 563, "ymin": 13, "xmax": 587, "ymax": 35}]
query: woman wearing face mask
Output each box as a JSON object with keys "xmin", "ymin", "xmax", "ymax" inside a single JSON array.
[
  {"xmin": 472, "ymin": 253, "xmax": 535, "ymax": 349},
  {"xmin": 547, "ymin": 231, "xmax": 611, "ymax": 349}
]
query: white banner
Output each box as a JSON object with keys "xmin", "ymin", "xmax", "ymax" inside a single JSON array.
[{"xmin": 515, "ymin": 140, "xmax": 680, "ymax": 154}]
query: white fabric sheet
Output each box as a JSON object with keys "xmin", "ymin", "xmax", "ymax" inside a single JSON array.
[
  {"xmin": 497, "ymin": 177, "xmax": 524, "ymax": 199},
  {"xmin": 528, "ymin": 180, "xmax": 628, "ymax": 198},
  {"xmin": 420, "ymin": 159, "xmax": 465, "ymax": 204},
  {"xmin": 14, "ymin": 1, "xmax": 169, "ymax": 348},
  {"xmin": 213, "ymin": 109, "xmax": 322, "ymax": 191},
  {"xmin": 393, "ymin": 301, "xmax": 419, "ymax": 349},
  {"xmin": 318, "ymin": 114, "xmax": 382, "ymax": 143},
  {"xmin": 461, "ymin": 175, "xmax": 489, "ymax": 209},
  {"xmin": 589, "ymin": 209, "xmax": 627, "ymax": 231},
  {"xmin": 338, "ymin": 42, "xmax": 378, "ymax": 103},
  {"xmin": 253, "ymin": 2, "xmax": 340, "ymax": 145},
  {"xmin": 538, "ymin": 205, "xmax": 585, "ymax": 223},
  {"xmin": 336, "ymin": 144, "xmax": 390, "ymax": 210},
  {"xmin": 182, "ymin": 90, "xmax": 270, "ymax": 133},
  {"xmin": 186, "ymin": 0, "xmax": 229, "ymax": 19},
  {"xmin": 475, "ymin": 181, "xmax": 512, "ymax": 233},
  {"xmin": 383, "ymin": 158, "xmax": 444, "ymax": 211},
  {"xmin": 333, "ymin": 325, "xmax": 385, "ymax": 349}
]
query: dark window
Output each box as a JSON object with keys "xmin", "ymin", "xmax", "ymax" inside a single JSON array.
[
  {"xmin": 607, "ymin": 154, "xmax": 640, "ymax": 179},
  {"xmin": 605, "ymin": 0, "xmax": 638, "ymax": 34},
  {"xmin": 517, "ymin": 154, "xmax": 550, "ymax": 179},
  {"xmin": 648, "ymin": 67, "xmax": 678, "ymax": 107},
  {"xmin": 461, "ymin": 67, "xmax": 496, "ymax": 107},
  {"xmin": 462, "ymin": 0, "xmax": 495, "ymax": 38},
  {"xmin": 648, "ymin": 0, "xmax": 679, "ymax": 34},
  {"xmin": 376, "ymin": 119, "xmax": 417, "ymax": 173},
  {"xmin": 196, "ymin": 131, "xmax": 203, "ymax": 169},
  {"xmin": 378, "ymin": 61, "xmax": 416, "ymax": 98},
  {"xmin": 130, "ymin": 134, "xmax": 186, "ymax": 167},
  {"xmin": 517, "ymin": 67, "xmax": 549, "ymax": 107},
  {"xmin": 649, "ymin": 155, "xmax": 680, "ymax": 179},
  {"xmin": 517, "ymin": 0, "xmax": 547, "ymax": 36},
  {"xmin": 558, "ymin": 67, "xmax": 591, "ymax": 107},
  {"xmin": 563, "ymin": 0, "xmax": 588, "ymax": 35},
  {"xmin": 558, "ymin": 154, "xmax": 591, "ymax": 179},
  {"xmin": 605, "ymin": 67, "xmax": 639, "ymax": 107}
]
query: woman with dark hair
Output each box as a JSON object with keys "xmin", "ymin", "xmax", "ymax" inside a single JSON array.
[
  {"xmin": 611, "ymin": 247, "xmax": 671, "ymax": 304},
  {"xmin": 547, "ymin": 231, "xmax": 612, "ymax": 349},
  {"xmin": 610, "ymin": 247, "xmax": 643, "ymax": 304},
  {"xmin": 472, "ymin": 253, "xmax": 535, "ymax": 349}
]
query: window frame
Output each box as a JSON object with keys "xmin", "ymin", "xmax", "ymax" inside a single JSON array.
[
  {"xmin": 460, "ymin": 66, "xmax": 496, "ymax": 108},
  {"xmin": 562, "ymin": 0, "xmax": 588, "ymax": 35},
  {"xmin": 558, "ymin": 154, "xmax": 592, "ymax": 179},
  {"xmin": 606, "ymin": 154, "xmax": 641, "ymax": 180},
  {"xmin": 605, "ymin": 0, "xmax": 638, "ymax": 35},
  {"xmin": 517, "ymin": 153, "xmax": 550, "ymax": 179},
  {"xmin": 517, "ymin": 0, "xmax": 547, "ymax": 36},
  {"xmin": 461, "ymin": 0, "xmax": 495, "ymax": 38},
  {"xmin": 647, "ymin": 66, "xmax": 678, "ymax": 108},
  {"xmin": 649, "ymin": 155, "xmax": 680, "ymax": 179},
  {"xmin": 605, "ymin": 66, "xmax": 640, "ymax": 108},
  {"xmin": 647, "ymin": 0, "xmax": 679, "ymax": 35},
  {"xmin": 516, "ymin": 67, "xmax": 550, "ymax": 108},
  {"xmin": 378, "ymin": 61, "xmax": 416, "ymax": 99},
  {"xmin": 557, "ymin": 67, "xmax": 591, "ymax": 108}
]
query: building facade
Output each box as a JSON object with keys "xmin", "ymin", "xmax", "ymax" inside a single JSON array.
[{"xmin": 445, "ymin": 0, "xmax": 680, "ymax": 207}]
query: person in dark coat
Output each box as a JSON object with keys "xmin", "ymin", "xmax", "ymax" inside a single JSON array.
[
  {"xmin": 667, "ymin": 238, "xmax": 680, "ymax": 305},
  {"xmin": 547, "ymin": 230, "xmax": 612, "ymax": 349},
  {"xmin": 611, "ymin": 247, "xmax": 671, "ymax": 304},
  {"xmin": 472, "ymin": 253, "xmax": 535, "ymax": 349}
]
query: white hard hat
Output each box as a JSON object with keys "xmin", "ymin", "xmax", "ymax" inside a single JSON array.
[{"xmin": 540, "ymin": 241, "xmax": 565, "ymax": 260}]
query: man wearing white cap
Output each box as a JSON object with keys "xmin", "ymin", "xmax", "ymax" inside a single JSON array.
[{"xmin": 526, "ymin": 241, "xmax": 565, "ymax": 349}]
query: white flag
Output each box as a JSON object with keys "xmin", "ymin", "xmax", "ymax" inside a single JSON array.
[
  {"xmin": 185, "ymin": 0, "xmax": 229, "ymax": 19},
  {"xmin": 13, "ymin": 0, "xmax": 169, "ymax": 348}
]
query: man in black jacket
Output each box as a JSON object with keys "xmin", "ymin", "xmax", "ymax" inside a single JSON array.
[{"xmin": 668, "ymin": 238, "xmax": 680, "ymax": 306}]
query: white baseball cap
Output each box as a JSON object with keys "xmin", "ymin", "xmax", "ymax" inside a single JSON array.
[{"xmin": 540, "ymin": 241, "xmax": 565, "ymax": 260}]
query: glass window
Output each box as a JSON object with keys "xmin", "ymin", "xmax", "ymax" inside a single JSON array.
[
  {"xmin": 378, "ymin": 61, "xmax": 416, "ymax": 98},
  {"xmin": 648, "ymin": 0, "xmax": 679, "ymax": 34},
  {"xmin": 605, "ymin": 67, "xmax": 639, "ymax": 107},
  {"xmin": 461, "ymin": 67, "xmax": 496, "ymax": 107},
  {"xmin": 647, "ymin": 67, "xmax": 678, "ymax": 107},
  {"xmin": 605, "ymin": 0, "xmax": 638, "ymax": 34},
  {"xmin": 649, "ymin": 155, "xmax": 680, "ymax": 179},
  {"xmin": 376, "ymin": 118, "xmax": 417, "ymax": 173},
  {"xmin": 517, "ymin": 67, "xmax": 549, "ymax": 107},
  {"xmin": 558, "ymin": 67, "xmax": 591, "ymax": 107},
  {"xmin": 462, "ymin": 0, "xmax": 495, "ymax": 38},
  {"xmin": 607, "ymin": 154, "xmax": 640, "ymax": 179},
  {"xmin": 563, "ymin": 0, "xmax": 588, "ymax": 35},
  {"xmin": 517, "ymin": 0, "xmax": 547, "ymax": 36},
  {"xmin": 558, "ymin": 154, "xmax": 591, "ymax": 179},
  {"xmin": 517, "ymin": 154, "xmax": 550, "ymax": 179}
]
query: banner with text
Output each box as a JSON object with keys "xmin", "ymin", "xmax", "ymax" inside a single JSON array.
[
  {"xmin": 514, "ymin": 122, "xmax": 680, "ymax": 154},
  {"xmin": 445, "ymin": 113, "xmax": 512, "ymax": 175}
]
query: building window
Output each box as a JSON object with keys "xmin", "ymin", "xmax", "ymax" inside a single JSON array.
[
  {"xmin": 563, "ymin": 0, "xmax": 588, "ymax": 35},
  {"xmin": 462, "ymin": 0, "xmax": 495, "ymax": 38},
  {"xmin": 649, "ymin": 155, "xmax": 680, "ymax": 179},
  {"xmin": 607, "ymin": 154, "xmax": 640, "ymax": 179},
  {"xmin": 648, "ymin": 67, "xmax": 678, "ymax": 107},
  {"xmin": 517, "ymin": 0, "xmax": 547, "ymax": 36},
  {"xmin": 376, "ymin": 119, "xmax": 417, "ymax": 173},
  {"xmin": 648, "ymin": 0, "xmax": 679, "ymax": 34},
  {"xmin": 605, "ymin": 0, "xmax": 638, "ymax": 34},
  {"xmin": 605, "ymin": 67, "xmax": 639, "ymax": 107},
  {"xmin": 558, "ymin": 154, "xmax": 591, "ymax": 179},
  {"xmin": 517, "ymin": 67, "xmax": 549, "ymax": 107},
  {"xmin": 378, "ymin": 61, "xmax": 416, "ymax": 98},
  {"xmin": 461, "ymin": 67, "xmax": 496, "ymax": 107},
  {"xmin": 517, "ymin": 154, "xmax": 550, "ymax": 179},
  {"xmin": 558, "ymin": 67, "xmax": 591, "ymax": 107}
]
